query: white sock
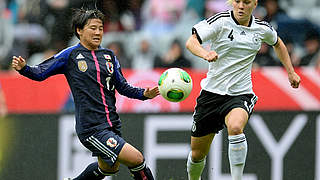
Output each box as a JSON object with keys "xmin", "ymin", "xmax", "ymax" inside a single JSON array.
[
  {"xmin": 187, "ymin": 151, "xmax": 206, "ymax": 180},
  {"xmin": 228, "ymin": 133, "xmax": 247, "ymax": 180}
]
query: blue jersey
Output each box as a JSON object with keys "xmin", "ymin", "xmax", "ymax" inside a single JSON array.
[{"xmin": 19, "ymin": 43, "xmax": 147, "ymax": 137}]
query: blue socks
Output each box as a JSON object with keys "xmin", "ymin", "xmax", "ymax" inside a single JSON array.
[{"xmin": 73, "ymin": 162, "xmax": 105, "ymax": 180}]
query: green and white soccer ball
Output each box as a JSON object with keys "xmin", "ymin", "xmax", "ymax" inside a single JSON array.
[{"xmin": 158, "ymin": 68, "xmax": 193, "ymax": 102}]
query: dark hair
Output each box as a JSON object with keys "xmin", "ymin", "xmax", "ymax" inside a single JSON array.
[
  {"xmin": 305, "ymin": 29, "xmax": 320, "ymax": 42},
  {"xmin": 71, "ymin": 8, "xmax": 105, "ymax": 39},
  {"xmin": 171, "ymin": 38, "xmax": 183, "ymax": 48}
]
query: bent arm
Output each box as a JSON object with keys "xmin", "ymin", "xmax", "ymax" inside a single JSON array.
[
  {"xmin": 113, "ymin": 62, "xmax": 148, "ymax": 100},
  {"xmin": 186, "ymin": 34, "xmax": 218, "ymax": 62},
  {"xmin": 273, "ymin": 37, "xmax": 300, "ymax": 88},
  {"xmin": 273, "ymin": 37, "xmax": 295, "ymax": 73},
  {"xmin": 186, "ymin": 34, "xmax": 208, "ymax": 59}
]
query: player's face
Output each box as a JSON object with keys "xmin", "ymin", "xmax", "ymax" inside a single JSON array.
[
  {"xmin": 78, "ymin": 18, "xmax": 104, "ymax": 50},
  {"xmin": 232, "ymin": 0, "xmax": 257, "ymax": 26}
]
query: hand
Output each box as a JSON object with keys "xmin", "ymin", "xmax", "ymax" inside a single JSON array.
[
  {"xmin": 0, "ymin": 107, "xmax": 7, "ymax": 117},
  {"xmin": 144, "ymin": 86, "xmax": 160, "ymax": 99},
  {"xmin": 12, "ymin": 56, "xmax": 26, "ymax": 71},
  {"xmin": 203, "ymin": 51, "xmax": 218, "ymax": 62},
  {"xmin": 288, "ymin": 71, "xmax": 300, "ymax": 88}
]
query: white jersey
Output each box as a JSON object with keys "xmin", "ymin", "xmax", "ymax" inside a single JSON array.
[{"xmin": 192, "ymin": 10, "xmax": 278, "ymax": 95}]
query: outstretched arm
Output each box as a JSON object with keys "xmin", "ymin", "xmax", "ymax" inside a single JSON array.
[
  {"xmin": 273, "ymin": 37, "xmax": 301, "ymax": 88},
  {"xmin": 185, "ymin": 34, "xmax": 218, "ymax": 62},
  {"xmin": 11, "ymin": 55, "xmax": 67, "ymax": 81}
]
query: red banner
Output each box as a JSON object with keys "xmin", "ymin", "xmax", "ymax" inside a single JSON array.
[{"xmin": 1, "ymin": 67, "xmax": 319, "ymax": 113}]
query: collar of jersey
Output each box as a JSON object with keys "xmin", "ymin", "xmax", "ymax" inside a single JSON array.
[
  {"xmin": 231, "ymin": 10, "xmax": 253, "ymax": 27},
  {"xmin": 78, "ymin": 43, "xmax": 103, "ymax": 51}
]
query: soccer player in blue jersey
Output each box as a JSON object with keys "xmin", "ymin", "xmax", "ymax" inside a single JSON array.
[
  {"xmin": 185, "ymin": 0, "xmax": 300, "ymax": 180},
  {"xmin": 12, "ymin": 9, "xmax": 159, "ymax": 180}
]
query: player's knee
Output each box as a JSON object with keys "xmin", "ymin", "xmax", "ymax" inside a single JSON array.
[
  {"xmin": 134, "ymin": 152, "xmax": 145, "ymax": 165},
  {"xmin": 227, "ymin": 124, "xmax": 243, "ymax": 135},
  {"xmin": 191, "ymin": 150, "xmax": 207, "ymax": 162},
  {"xmin": 126, "ymin": 152, "xmax": 145, "ymax": 167},
  {"xmin": 119, "ymin": 143, "xmax": 144, "ymax": 167}
]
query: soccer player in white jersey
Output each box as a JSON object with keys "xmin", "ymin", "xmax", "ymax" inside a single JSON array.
[{"xmin": 185, "ymin": 0, "xmax": 301, "ymax": 180}]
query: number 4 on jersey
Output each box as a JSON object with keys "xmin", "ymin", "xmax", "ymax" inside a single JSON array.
[{"xmin": 228, "ymin": 29, "xmax": 234, "ymax": 41}]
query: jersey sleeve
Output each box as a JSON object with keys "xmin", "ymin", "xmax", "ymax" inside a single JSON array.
[
  {"xmin": 18, "ymin": 47, "xmax": 72, "ymax": 81},
  {"xmin": 262, "ymin": 23, "xmax": 278, "ymax": 46},
  {"xmin": 192, "ymin": 18, "xmax": 222, "ymax": 44},
  {"xmin": 113, "ymin": 57, "xmax": 148, "ymax": 100}
]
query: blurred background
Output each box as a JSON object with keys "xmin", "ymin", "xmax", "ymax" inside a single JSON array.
[
  {"xmin": 0, "ymin": 0, "xmax": 320, "ymax": 180},
  {"xmin": 1, "ymin": 0, "xmax": 320, "ymax": 70}
]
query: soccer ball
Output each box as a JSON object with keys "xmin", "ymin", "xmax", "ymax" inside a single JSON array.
[{"xmin": 158, "ymin": 68, "xmax": 193, "ymax": 102}]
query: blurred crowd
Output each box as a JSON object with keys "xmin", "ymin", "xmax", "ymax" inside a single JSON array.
[{"xmin": 1, "ymin": 0, "xmax": 320, "ymax": 71}]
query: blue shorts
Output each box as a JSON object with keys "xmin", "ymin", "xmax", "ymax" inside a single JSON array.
[{"xmin": 80, "ymin": 123, "xmax": 126, "ymax": 166}]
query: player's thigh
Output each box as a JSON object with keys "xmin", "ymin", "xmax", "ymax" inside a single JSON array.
[
  {"xmin": 118, "ymin": 143, "xmax": 144, "ymax": 168},
  {"xmin": 80, "ymin": 128, "xmax": 126, "ymax": 169},
  {"xmin": 225, "ymin": 107, "xmax": 249, "ymax": 135},
  {"xmin": 191, "ymin": 133, "xmax": 215, "ymax": 161}
]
